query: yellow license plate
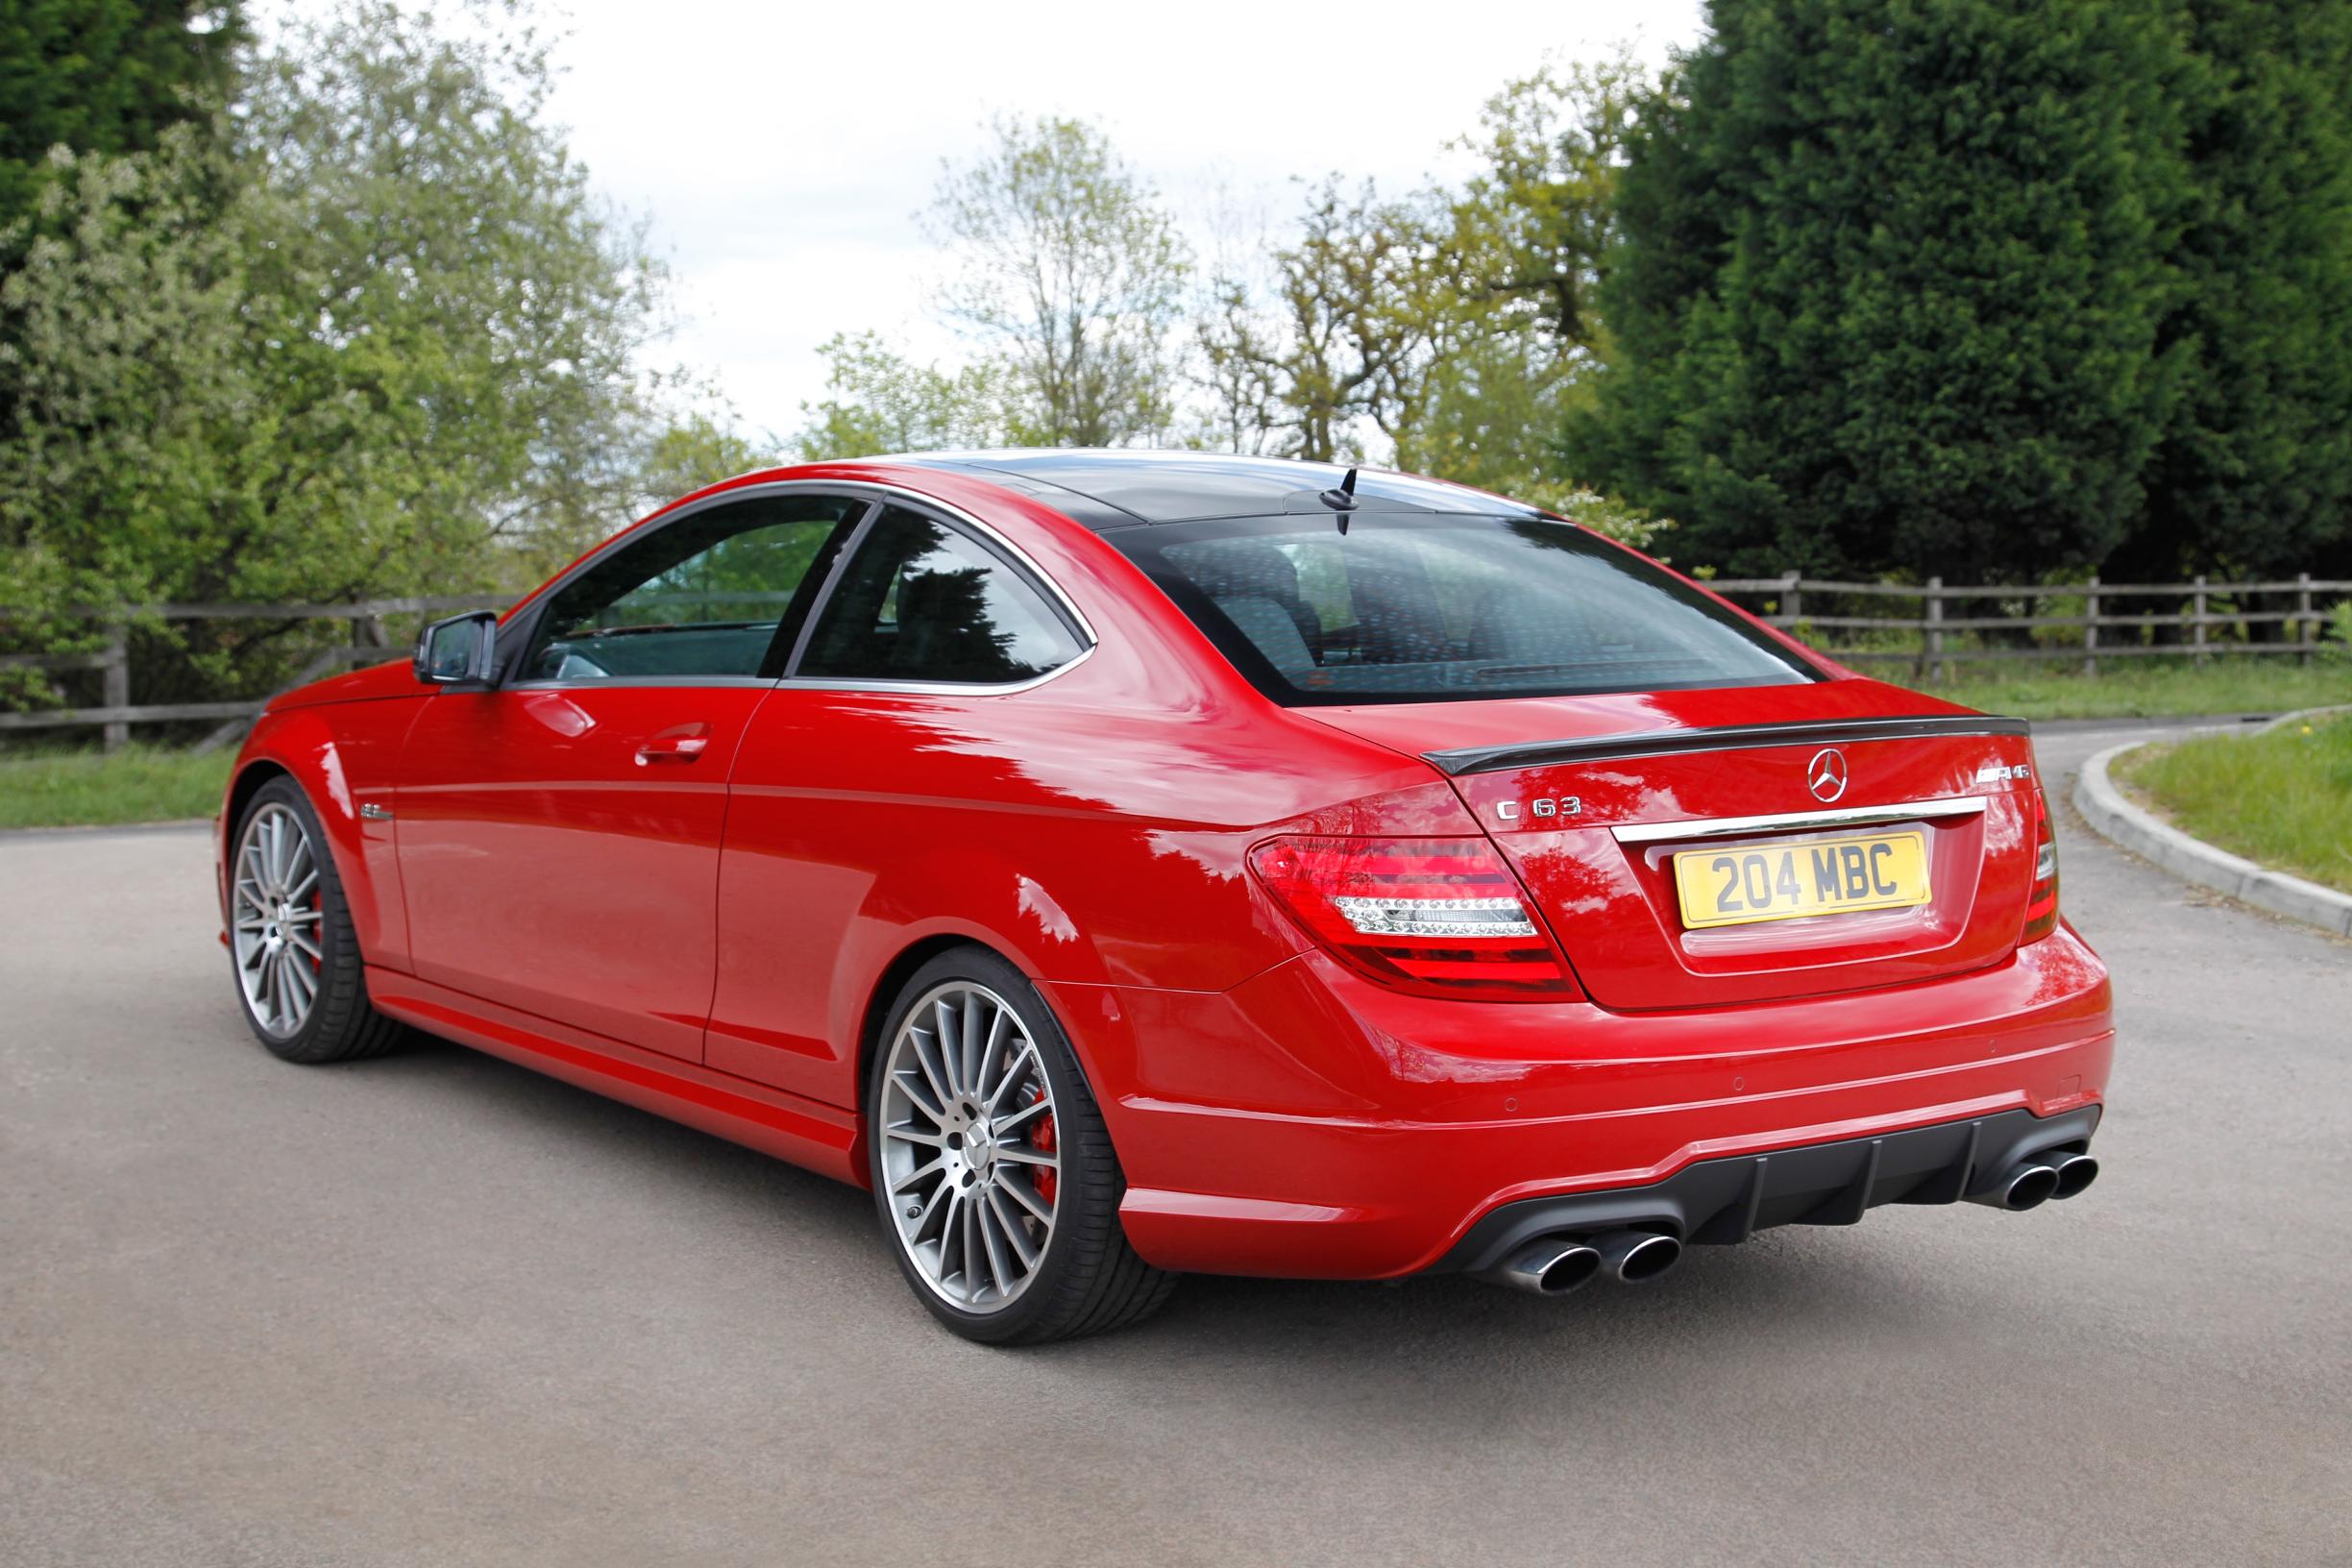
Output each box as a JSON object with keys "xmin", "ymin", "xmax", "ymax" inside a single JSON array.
[{"xmin": 1673, "ymin": 831, "xmax": 1931, "ymax": 930}]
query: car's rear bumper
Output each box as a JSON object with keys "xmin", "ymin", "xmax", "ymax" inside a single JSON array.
[
  {"xmin": 1431, "ymin": 1102, "xmax": 2100, "ymax": 1274},
  {"xmin": 1051, "ymin": 921, "xmax": 2113, "ymax": 1280}
]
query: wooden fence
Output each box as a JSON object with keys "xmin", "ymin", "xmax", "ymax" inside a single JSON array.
[
  {"xmin": 1708, "ymin": 573, "xmax": 2348, "ymax": 683},
  {"xmin": 0, "ymin": 596, "xmax": 504, "ymax": 753},
  {"xmin": 2, "ymin": 574, "xmax": 2347, "ymax": 752}
]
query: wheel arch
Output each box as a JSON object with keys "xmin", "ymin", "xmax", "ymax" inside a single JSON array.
[
  {"xmin": 218, "ymin": 756, "xmax": 295, "ymax": 927},
  {"xmin": 222, "ymin": 706, "xmax": 410, "ymax": 970},
  {"xmin": 845, "ymin": 923, "xmax": 1130, "ymax": 1183}
]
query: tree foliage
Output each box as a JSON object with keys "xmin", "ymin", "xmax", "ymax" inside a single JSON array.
[
  {"xmin": 1572, "ymin": 0, "xmax": 2194, "ymax": 584},
  {"xmin": 926, "ymin": 117, "xmax": 1189, "ymax": 446},
  {"xmin": 794, "ymin": 331, "xmax": 1007, "ymax": 459},
  {"xmin": 0, "ymin": 0, "xmax": 671, "ymax": 632},
  {"xmin": 0, "ymin": 0, "xmax": 245, "ymax": 253},
  {"xmin": 2127, "ymin": 0, "xmax": 2352, "ymax": 580},
  {"xmin": 1195, "ymin": 179, "xmax": 1441, "ymax": 462}
]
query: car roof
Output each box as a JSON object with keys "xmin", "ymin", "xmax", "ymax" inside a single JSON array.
[{"xmin": 881, "ymin": 449, "xmax": 1544, "ymax": 529}]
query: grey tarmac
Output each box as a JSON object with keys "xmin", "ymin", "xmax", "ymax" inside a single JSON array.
[{"xmin": 2, "ymin": 716, "xmax": 2346, "ymax": 1567}]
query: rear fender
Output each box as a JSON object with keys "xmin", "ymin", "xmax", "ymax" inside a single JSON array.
[{"xmin": 829, "ymin": 845, "xmax": 1164, "ymax": 1174}]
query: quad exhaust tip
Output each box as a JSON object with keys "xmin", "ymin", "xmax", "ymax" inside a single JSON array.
[
  {"xmin": 1595, "ymin": 1229, "xmax": 1682, "ymax": 1284},
  {"xmin": 1972, "ymin": 1160, "xmax": 2059, "ymax": 1211},
  {"xmin": 2049, "ymin": 1152, "xmax": 2099, "ymax": 1200},
  {"xmin": 1480, "ymin": 1237, "xmax": 1605, "ymax": 1296},
  {"xmin": 1479, "ymin": 1144, "xmax": 2100, "ymax": 1297},
  {"xmin": 1477, "ymin": 1229, "xmax": 1684, "ymax": 1295},
  {"xmin": 1969, "ymin": 1147, "xmax": 2101, "ymax": 1212}
]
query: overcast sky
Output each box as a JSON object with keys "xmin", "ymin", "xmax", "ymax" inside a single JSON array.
[{"xmin": 504, "ymin": 1, "xmax": 1706, "ymax": 437}]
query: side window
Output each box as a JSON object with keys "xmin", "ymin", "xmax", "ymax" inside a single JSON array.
[
  {"xmin": 797, "ymin": 506, "xmax": 1085, "ymax": 685},
  {"xmin": 525, "ymin": 495, "xmax": 863, "ymax": 681}
]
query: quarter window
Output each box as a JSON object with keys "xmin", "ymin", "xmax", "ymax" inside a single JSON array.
[{"xmin": 797, "ymin": 506, "xmax": 1084, "ymax": 685}]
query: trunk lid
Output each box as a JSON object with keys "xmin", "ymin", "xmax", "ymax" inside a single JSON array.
[{"xmin": 1304, "ymin": 681, "xmax": 2043, "ymax": 1010}]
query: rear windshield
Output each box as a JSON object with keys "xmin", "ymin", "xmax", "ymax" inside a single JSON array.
[{"xmin": 1110, "ymin": 514, "xmax": 1821, "ymax": 705}]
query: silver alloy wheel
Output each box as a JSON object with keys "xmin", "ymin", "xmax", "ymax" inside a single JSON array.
[
  {"xmin": 232, "ymin": 802, "xmax": 325, "ymax": 1038},
  {"xmin": 879, "ymin": 981, "xmax": 1061, "ymax": 1312}
]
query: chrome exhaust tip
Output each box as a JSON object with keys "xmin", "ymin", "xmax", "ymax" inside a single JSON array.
[
  {"xmin": 1478, "ymin": 1236, "xmax": 1604, "ymax": 1297},
  {"xmin": 1969, "ymin": 1159, "xmax": 2061, "ymax": 1212},
  {"xmin": 2048, "ymin": 1152, "xmax": 2099, "ymax": 1201},
  {"xmin": 1594, "ymin": 1229, "xmax": 1683, "ymax": 1285}
]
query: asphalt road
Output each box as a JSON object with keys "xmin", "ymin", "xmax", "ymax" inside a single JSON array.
[{"xmin": 4, "ymin": 717, "xmax": 2348, "ymax": 1567}]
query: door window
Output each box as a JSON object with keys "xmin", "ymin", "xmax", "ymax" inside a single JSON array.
[
  {"xmin": 525, "ymin": 495, "xmax": 864, "ymax": 681},
  {"xmin": 796, "ymin": 506, "xmax": 1085, "ymax": 685}
]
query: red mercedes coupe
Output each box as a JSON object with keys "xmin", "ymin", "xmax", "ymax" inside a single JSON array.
[{"xmin": 217, "ymin": 452, "xmax": 2110, "ymax": 1342}]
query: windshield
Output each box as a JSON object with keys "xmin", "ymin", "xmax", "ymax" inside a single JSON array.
[{"xmin": 1110, "ymin": 514, "xmax": 1822, "ymax": 705}]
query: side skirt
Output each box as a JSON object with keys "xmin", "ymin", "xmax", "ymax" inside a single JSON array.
[{"xmin": 367, "ymin": 967, "xmax": 865, "ymax": 1188}]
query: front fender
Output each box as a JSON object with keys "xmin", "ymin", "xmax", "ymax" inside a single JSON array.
[{"xmin": 226, "ymin": 701, "xmax": 420, "ymax": 971}]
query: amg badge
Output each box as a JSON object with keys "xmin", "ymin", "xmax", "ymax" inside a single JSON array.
[{"xmin": 1495, "ymin": 796, "xmax": 1581, "ymax": 822}]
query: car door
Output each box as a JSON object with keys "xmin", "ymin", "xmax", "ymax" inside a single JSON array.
[
  {"xmin": 703, "ymin": 502, "xmax": 1092, "ymax": 1103},
  {"xmin": 395, "ymin": 490, "xmax": 868, "ymax": 1062}
]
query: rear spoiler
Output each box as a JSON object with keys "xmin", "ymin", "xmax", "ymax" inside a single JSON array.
[{"xmin": 1423, "ymin": 715, "xmax": 2032, "ymax": 776}]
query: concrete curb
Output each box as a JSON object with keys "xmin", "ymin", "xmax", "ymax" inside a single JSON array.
[
  {"xmin": 0, "ymin": 818, "xmax": 209, "ymax": 845},
  {"xmin": 2074, "ymin": 712, "xmax": 2352, "ymax": 939}
]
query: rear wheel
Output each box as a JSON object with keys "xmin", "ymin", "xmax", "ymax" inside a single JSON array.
[
  {"xmin": 867, "ymin": 947, "xmax": 1176, "ymax": 1344},
  {"xmin": 228, "ymin": 777, "xmax": 405, "ymax": 1064}
]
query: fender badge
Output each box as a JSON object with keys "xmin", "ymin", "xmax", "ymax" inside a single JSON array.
[{"xmin": 360, "ymin": 803, "xmax": 394, "ymax": 821}]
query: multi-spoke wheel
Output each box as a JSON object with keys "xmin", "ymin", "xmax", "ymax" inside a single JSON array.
[
  {"xmin": 880, "ymin": 981, "xmax": 1060, "ymax": 1311},
  {"xmin": 227, "ymin": 777, "xmax": 405, "ymax": 1064},
  {"xmin": 233, "ymin": 802, "xmax": 326, "ymax": 1038},
  {"xmin": 867, "ymin": 947, "xmax": 1177, "ymax": 1343}
]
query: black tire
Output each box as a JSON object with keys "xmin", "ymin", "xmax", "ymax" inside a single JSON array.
[
  {"xmin": 228, "ymin": 776, "xmax": 407, "ymax": 1065},
  {"xmin": 866, "ymin": 946, "xmax": 1178, "ymax": 1344}
]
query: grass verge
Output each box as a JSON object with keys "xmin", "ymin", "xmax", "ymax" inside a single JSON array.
[
  {"xmin": 1922, "ymin": 661, "xmax": 2352, "ymax": 721},
  {"xmin": 2116, "ymin": 712, "xmax": 2352, "ymax": 894},
  {"xmin": 0, "ymin": 746, "xmax": 232, "ymax": 830}
]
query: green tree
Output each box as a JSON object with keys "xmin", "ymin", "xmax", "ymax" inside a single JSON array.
[
  {"xmin": 2121, "ymin": 1, "xmax": 2352, "ymax": 581},
  {"xmin": 1439, "ymin": 56, "xmax": 1651, "ymax": 357},
  {"xmin": 1193, "ymin": 178, "xmax": 1445, "ymax": 462},
  {"xmin": 1573, "ymin": 0, "xmax": 2193, "ymax": 582},
  {"xmin": 0, "ymin": 0, "xmax": 673, "ymax": 703},
  {"xmin": 1400, "ymin": 61, "xmax": 1652, "ymax": 504},
  {"xmin": 793, "ymin": 331, "xmax": 1007, "ymax": 459},
  {"xmin": 0, "ymin": 1, "xmax": 244, "ymax": 251},
  {"xmin": 926, "ymin": 116, "xmax": 1190, "ymax": 446},
  {"xmin": 636, "ymin": 408, "xmax": 777, "ymax": 507}
]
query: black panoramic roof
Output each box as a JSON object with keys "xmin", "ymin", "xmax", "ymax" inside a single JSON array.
[{"xmin": 887, "ymin": 449, "xmax": 1544, "ymax": 529}]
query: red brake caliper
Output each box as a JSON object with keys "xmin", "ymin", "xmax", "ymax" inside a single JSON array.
[{"xmin": 1027, "ymin": 1086, "xmax": 1057, "ymax": 1207}]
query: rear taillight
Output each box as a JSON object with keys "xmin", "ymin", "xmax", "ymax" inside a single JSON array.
[
  {"xmin": 2021, "ymin": 786, "xmax": 2060, "ymax": 943},
  {"xmin": 1247, "ymin": 835, "xmax": 1580, "ymax": 1000}
]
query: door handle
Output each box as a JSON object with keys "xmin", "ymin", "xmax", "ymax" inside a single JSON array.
[{"xmin": 635, "ymin": 727, "xmax": 711, "ymax": 765}]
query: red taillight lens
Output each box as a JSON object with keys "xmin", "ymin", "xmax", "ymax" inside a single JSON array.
[
  {"xmin": 1247, "ymin": 835, "xmax": 1580, "ymax": 1000},
  {"xmin": 2021, "ymin": 786, "xmax": 2060, "ymax": 943}
]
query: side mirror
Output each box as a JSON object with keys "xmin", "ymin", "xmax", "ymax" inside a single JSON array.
[{"xmin": 414, "ymin": 610, "xmax": 500, "ymax": 688}]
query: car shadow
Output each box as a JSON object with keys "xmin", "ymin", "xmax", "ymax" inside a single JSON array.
[{"xmin": 326, "ymin": 1026, "xmax": 1988, "ymax": 1410}]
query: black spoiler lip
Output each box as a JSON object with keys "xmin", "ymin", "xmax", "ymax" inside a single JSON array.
[{"xmin": 1423, "ymin": 714, "xmax": 2032, "ymax": 776}]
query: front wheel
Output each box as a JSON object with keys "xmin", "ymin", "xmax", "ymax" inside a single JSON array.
[
  {"xmin": 227, "ymin": 777, "xmax": 406, "ymax": 1064},
  {"xmin": 867, "ymin": 947, "xmax": 1177, "ymax": 1344}
]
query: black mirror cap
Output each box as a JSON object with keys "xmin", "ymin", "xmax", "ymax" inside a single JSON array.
[{"xmin": 413, "ymin": 610, "xmax": 501, "ymax": 688}]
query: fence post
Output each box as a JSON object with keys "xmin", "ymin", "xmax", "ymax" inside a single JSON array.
[
  {"xmin": 2192, "ymin": 575, "xmax": 2209, "ymax": 667},
  {"xmin": 2298, "ymin": 573, "xmax": 2315, "ymax": 667},
  {"xmin": 1779, "ymin": 571, "xmax": 1802, "ymax": 629},
  {"xmin": 100, "ymin": 622, "xmax": 129, "ymax": 753},
  {"xmin": 1924, "ymin": 576, "xmax": 1947, "ymax": 685},
  {"xmin": 2083, "ymin": 576, "xmax": 2100, "ymax": 678}
]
